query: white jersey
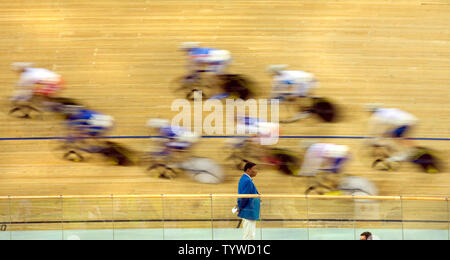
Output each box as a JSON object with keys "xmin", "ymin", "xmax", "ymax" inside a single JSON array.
[
  {"xmin": 18, "ymin": 68, "xmax": 61, "ymax": 87},
  {"xmin": 272, "ymin": 70, "xmax": 316, "ymax": 96},
  {"xmin": 274, "ymin": 70, "xmax": 314, "ymax": 84},
  {"xmin": 236, "ymin": 117, "xmax": 280, "ymax": 146},
  {"xmin": 297, "ymin": 143, "xmax": 349, "ymax": 176},
  {"xmin": 236, "ymin": 117, "xmax": 279, "ymax": 135},
  {"xmin": 309, "ymin": 143, "xmax": 349, "ymax": 158},
  {"xmin": 368, "ymin": 108, "xmax": 418, "ymax": 136},
  {"xmin": 371, "ymin": 108, "xmax": 417, "ymax": 126}
]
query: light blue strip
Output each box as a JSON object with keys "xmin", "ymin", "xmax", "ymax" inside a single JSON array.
[{"xmin": 0, "ymin": 228, "xmax": 447, "ymax": 240}]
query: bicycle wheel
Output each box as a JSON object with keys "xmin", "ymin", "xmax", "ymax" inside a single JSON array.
[
  {"xmin": 411, "ymin": 147, "xmax": 441, "ymax": 173},
  {"xmin": 372, "ymin": 158, "xmax": 400, "ymax": 171},
  {"xmin": 179, "ymin": 157, "xmax": 225, "ymax": 184},
  {"xmin": 100, "ymin": 141, "xmax": 135, "ymax": 166},
  {"xmin": 220, "ymin": 74, "xmax": 256, "ymax": 100},
  {"xmin": 52, "ymin": 140, "xmax": 85, "ymax": 162},
  {"xmin": 305, "ymin": 173, "xmax": 340, "ymax": 195},
  {"xmin": 63, "ymin": 150, "xmax": 85, "ymax": 162},
  {"xmin": 225, "ymin": 141, "xmax": 261, "ymax": 170},
  {"xmin": 310, "ymin": 97, "xmax": 338, "ymax": 122},
  {"xmin": 277, "ymin": 98, "xmax": 304, "ymax": 123},
  {"xmin": 170, "ymin": 75, "xmax": 213, "ymax": 101},
  {"xmin": 265, "ymin": 148, "xmax": 301, "ymax": 175},
  {"xmin": 8, "ymin": 104, "xmax": 42, "ymax": 119},
  {"xmin": 147, "ymin": 163, "xmax": 178, "ymax": 179}
]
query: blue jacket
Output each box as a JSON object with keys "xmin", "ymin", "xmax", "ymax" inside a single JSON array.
[{"xmin": 237, "ymin": 174, "xmax": 260, "ymax": 221}]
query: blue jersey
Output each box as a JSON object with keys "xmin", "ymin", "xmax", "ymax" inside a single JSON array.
[
  {"xmin": 188, "ymin": 47, "xmax": 216, "ymax": 58},
  {"xmin": 187, "ymin": 47, "xmax": 231, "ymax": 69},
  {"xmin": 67, "ymin": 109, "xmax": 113, "ymax": 136},
  {"xmin": 236, "ymin": 117, "xmax": 262, "ymax": 135},
  {"xmin": 239, "ymin": 117, "xmax": 260, "ymax": 127},
  {"xmin": 158, "ymin": 126, "xmax": 196, "ymax": 151},
  {"xmin": 188, "ymin": 47, "xmax": 225, "ymax": 64},
  {"xmin": 160, "ymin": 126, "xmax": 188, "ymax": 139}
]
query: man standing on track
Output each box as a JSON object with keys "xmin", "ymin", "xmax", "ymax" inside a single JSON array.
[{"xmin": 236, "ymin": 162, "xmax": 260, "ymax": 240}]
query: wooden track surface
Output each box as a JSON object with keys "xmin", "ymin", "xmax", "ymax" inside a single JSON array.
[{"xmin": 0, "ymin": 0, "xmax": 449, "ymax": 199}]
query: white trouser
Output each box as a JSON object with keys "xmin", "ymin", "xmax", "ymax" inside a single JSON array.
[
  {"xmin": 207, "ymin": 62, "xmax": 229, "ymax": 74},
  {"xmin": 297, "ymin": 150, "xmax": 324, "ymax": 176},
  {"xmin": 242, "ymin": 218, "xmax": 257, "ymax": 240},
  {"xmin": 293, "ymin": 80, "xmax": 316, "ymax": 97},
  {"xmin": 11, "ymin": 87, "xmax": 33, "ymax": 102}
]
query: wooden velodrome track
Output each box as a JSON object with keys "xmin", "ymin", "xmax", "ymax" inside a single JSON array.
[{"xmin": 0, "ymin": 0, "xmax": 449, "ymax": 203}]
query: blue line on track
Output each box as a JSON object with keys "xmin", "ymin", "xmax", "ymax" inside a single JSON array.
[{"xmin": 0, "ymin": 136, "xmax": 448, "ymax": 141}]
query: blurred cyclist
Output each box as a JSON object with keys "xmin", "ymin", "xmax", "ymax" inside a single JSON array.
[
  {"xmin": 11, "ymin": 62, "xmax": 64, "ymax": 102},
  {"xmin": 365, "ymin": 104, "xmax": 418, "ymax": 163},
  {"xmin": 147, "ymin": 118, "xmax": 201, "ymax": 157},
  {"xmin": 267, "ymin": 64, "xmax": 317, "ymax": 101},
  {"xmin": 9, "ymin": 62, "xmax": 65, "ymax": 118},
  {"xmin": 179, "ymin": 42, "xmax": 232, "ymax": 82},
  {"xmin": 62, "ymin": 105, "xmax": 114, "ymax": 153},
  {"xmin": 297, "ymin": 141, "xmax": 350, "ymax": 177}
]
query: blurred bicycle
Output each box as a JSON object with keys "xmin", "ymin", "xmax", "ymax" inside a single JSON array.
[
  {"xmin": 52, "ymin": 104, "xmax": 135, "ymax": 166},
  {"xmin": 171, "ymin": 73, "xmax": 256, "ymax": 101},
  {"xmin": 225, "ymin": 138, "xmax": 301, "ymax": 176},
  {"xmin": 370, "ymin": 144, "xmax": 441, "ymax": 174},
  {"xmin": 146, "ymin": 148, "xmax": 225, "ymax": 184},
  {"xmin": 305, "ymin": 174, "xmax": 378, "ymax": 197},
  {"xmin": 276, "ymin": 96, "xmax": 339, "ymax": 124},
  {"xmin": 145, "ymin": 118, "xmax": 225, "ymax": 183},
  {"xmin": 9, "ymin": 62, "xmax": 66, "ymax": 119}
]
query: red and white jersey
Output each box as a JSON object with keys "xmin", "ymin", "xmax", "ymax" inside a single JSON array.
[
  {"xmin": 17, "ymin": 68, "xmax": 64, "ymax": 96},
  {"xmin": 18, "ymin": 68, "xmax": 62, "ymax": 87}
]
